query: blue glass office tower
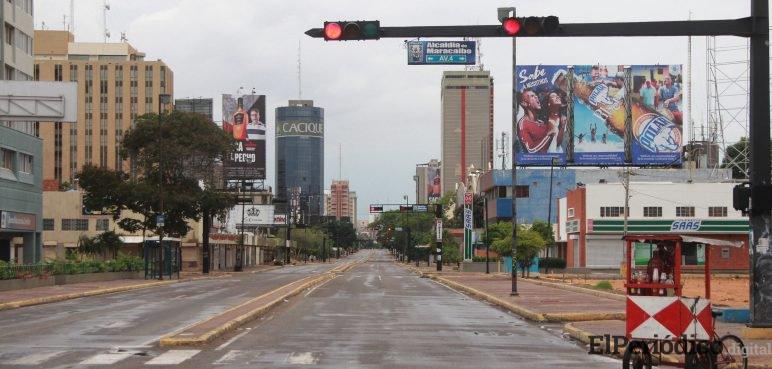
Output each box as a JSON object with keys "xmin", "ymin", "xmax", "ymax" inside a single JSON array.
[{"xmin": 275, "ymin": 100, "xmax": 324, "ymax": 224}]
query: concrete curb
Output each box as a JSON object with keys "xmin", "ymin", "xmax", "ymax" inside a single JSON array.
[
  {"xmin": 409, "ymin": 268, "xmax": 625, "ymax": 323},
  {"xmin": 0, "ymin": 279, "xmax": 181, "ymax": 311},
  {"xmin": 159, "ymin": 260, "xmax": 362, "ymax": 347},
  {"xmin": 521, "ymin": 278, "xmax": 626, "ymax": 302},
  {"xmin": 0, "ymin": 273, "xmax": 233, "ymax": 312},
  {"xmin": 431, "ymin": 275, "xmax": 547, "ymax": 322}
]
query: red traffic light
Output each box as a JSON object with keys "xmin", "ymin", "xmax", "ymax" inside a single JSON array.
[
  {"xmin": 324, "ymin": 22, "xmax": 342, "ymax": 40},
  {"xmin": 502, "ymin": 17, "xmax": 521, "ymax": 36}
]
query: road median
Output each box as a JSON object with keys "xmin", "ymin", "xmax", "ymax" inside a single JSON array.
[{"xmin": 159, "ymin": 260, "xmax": 361, "ymax": 347}]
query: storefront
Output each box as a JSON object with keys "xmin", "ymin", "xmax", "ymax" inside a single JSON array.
[
  {"xmin": 574, "ymin": 219, "xmax": 749, "ymax": 271},
  {"xmin": 0, "ymin": 210, "xmax": 40, "ymax": 263}
]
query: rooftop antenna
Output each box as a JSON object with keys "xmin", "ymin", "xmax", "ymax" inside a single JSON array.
[
  {"xmin": 120, "ymin": 32, "xmax": 127, "ymax": 42},
  {"xmin": 41, "ymin": 21, "xmax": 47, "ymax": 30},
  {"xmin": 103, "ymin": 0, "xmax": 111, "ymax": 42},
  {"xmin": 69, "ymin": 0, "xmax": 75, "ymax": 34},
  {"xmin": 339, "ymin": 143, "xmax": 342, "ymax": 180},
  {"xmin": 297, "ymin": 40, "xmax": 303, "ymax": 99},
  {"xmin": 63, "ymin": 14, "xmax": 67, "ymax": 30}
]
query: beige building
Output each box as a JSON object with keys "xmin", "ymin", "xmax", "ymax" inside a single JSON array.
[
  {"xmin": 1, "ymin": 0, "xmax": 34, "ymax": 81},
  {"xmin": 440, "ymin": 70, "xmax": 493, "ymax": 195},
  {"xmin": 33, "ymin": 30, "xmax": 173, "ymax": 187},
  {"xmin": 41, "ymin": 191, "xmax": 276, "ymax": 270}
]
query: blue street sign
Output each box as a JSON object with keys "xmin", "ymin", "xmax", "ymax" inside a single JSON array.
[
  {"xmin": 156, "ymin": 214, "xmax": 165, "ymax": 227},
  {"xmin": 407, "ymin": 41, "xmax": 476, "ymax": 65}
]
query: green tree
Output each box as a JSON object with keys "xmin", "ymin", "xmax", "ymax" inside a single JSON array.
[
  {"xmin": 490, "ymin": 224, "xmax": 547, "ymax": 277},
  {"xmin": 79, "ymin": 111, "xmax": 235, "ymax": 245}
]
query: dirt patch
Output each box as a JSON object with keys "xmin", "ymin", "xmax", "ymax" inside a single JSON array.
[{"xmin": 544, "ymin": 275, "xmax": 749, "ymax": 308}]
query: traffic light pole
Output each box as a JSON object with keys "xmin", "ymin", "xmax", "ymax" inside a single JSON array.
[
  {"xmin": 308, "ymin": 1, "xmax": 769, "ymax": 322},
  {"xmin": 510, "ymin": 34, "xmax": 519, "ymax": 296},
  {"xmin": 748, "ymin": 0, "xmax": 772, "ymax": 329}
]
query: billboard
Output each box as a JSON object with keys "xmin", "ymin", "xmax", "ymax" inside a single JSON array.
[
  {"xmin": 231, "ymin": 204, "xmax": 276, "ymax": 228},
  {"xmin": 426, "ymin": 162, "xmax": 441, "ymax": 203},
  {"xmin": 275, "ymin": 121, "xmax": 323, "ymax": 137},
  {"xmin": 514, "ymin": 65, "xmax": 683, "ymax": 167},
  {"xmin": 222, "ymin": 94, "xmax": 266, "ymax": 179},
  {"xmin": 407, "ymin": 41, "xmax": 476, "ymax": 65}
]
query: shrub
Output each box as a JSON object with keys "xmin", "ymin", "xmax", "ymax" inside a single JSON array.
[
  {"xmin": 540, "ymin": 257, "xmax": 567, "ymax": 270},
  {"xmin": 595, "ymin": 280, "xmax": 613, "ymax": 290}
]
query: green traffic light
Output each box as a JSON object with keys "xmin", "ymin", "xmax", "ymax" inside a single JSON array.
[{"xmin": 362, "ymin": 22, "xmax": 379, "ymax": 38}]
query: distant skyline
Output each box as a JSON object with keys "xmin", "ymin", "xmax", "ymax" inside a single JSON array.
[{"xmin": 35, "ymin": 0, "xmax": 754, "ymax": 219}]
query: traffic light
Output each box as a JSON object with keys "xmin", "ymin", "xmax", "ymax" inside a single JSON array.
[
  {"xmin": 500, "ymin": 16, "xmax": 559, "ymax": 36},
  {"xmin": 369, "ymin": 205, "xmax": 384, "ymax": 213},
  {"xmin": 323, "ymin": 21, "xmax": 380, "ymax": 41}
]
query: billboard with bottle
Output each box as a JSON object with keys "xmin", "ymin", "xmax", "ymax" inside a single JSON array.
[
  {"xmin": 222, "ymin": 94, "xmax": 266, "ymax": 179},
  {"xmin": 514, "ymin": 65, "xmax": 683, "ymax": 167}
]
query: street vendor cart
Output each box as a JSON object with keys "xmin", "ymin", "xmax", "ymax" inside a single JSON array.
[{"xmin": 622, "ymin": 234, "xmax": 748, "ymax": 369}]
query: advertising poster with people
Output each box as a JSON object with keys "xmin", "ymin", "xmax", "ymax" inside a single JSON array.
[
  {"xmin": 426, "ymin": 162, "xmax": 441, "ymax": 203},
  {"xmin": 514, "ymin": 64, "xmax": 683, "ymax": 167},
  {"xmin": 571, "ymin": 64, "xmax": 627, "ymax": 165},
  {"xmin": 222, "ymin": 94, "xmax": 267, "ymax": 180},
  {"xmin": 514, "ymin": 65, "xmax": 569, "ymax": 165},
  {"xmin": 630, "ymin": 65, "xmax": 683, "ymax": 165}
]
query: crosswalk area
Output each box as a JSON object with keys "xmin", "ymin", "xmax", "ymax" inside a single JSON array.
[{"xmin": 0, "ymin": 348, "xmax": 323, "ymax": 367}]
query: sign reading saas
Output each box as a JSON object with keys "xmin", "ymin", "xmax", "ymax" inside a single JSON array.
[{"xmin": 407, "ymin": 41, "xmax": 476, "ymax": 65}]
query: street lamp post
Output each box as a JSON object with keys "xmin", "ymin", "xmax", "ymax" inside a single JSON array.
[
  {"xmin": 156, "ymin": 93, "xmax": 171, "ymax": 280},
  {"xmin": 546, "ymin": 156, "xmax": 558, "ymax": 260}
]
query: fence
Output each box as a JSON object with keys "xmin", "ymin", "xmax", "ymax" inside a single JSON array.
[{"xmin": 0, "ymin": 259, "xmax": 144, "ymax": 280}]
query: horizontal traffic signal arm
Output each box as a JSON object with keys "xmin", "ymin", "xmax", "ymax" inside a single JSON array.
[{"xmin": 307, "ymin": 17, "xmax": 755, "ymax": 38}]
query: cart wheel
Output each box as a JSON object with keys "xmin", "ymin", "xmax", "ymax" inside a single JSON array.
[
  {"xmin": 623, "ymin": 340, "xmax": 652, "ymax": 369},
  {"xmin": 714, "ymin": 334, "xmax": 747, "ymax": 369},
  {"xmin": 685, "ymin": 342, "xmax": 713, "ymax": 369}
]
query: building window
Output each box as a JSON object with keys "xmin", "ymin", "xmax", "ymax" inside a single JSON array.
[
  {"xmin": 0, "ymin": 148, "xmax": 14, "ymax": 170},
  {"xmin": 515, "ymin": 185, "xmax": 529, "ymax": 198},
  {"xmin": 676, "ymin": 206, "xmax": 695, "ymax": 217},
  {"xmin": 43, "ymin": 219, "xmax": 55, "ymax": 231},
  {"xmin": 721, "ymin": 247, "xmax": 730, "ymax": 259},
  {"xmin": 96, "ymin": 219, "xmax": 109, "ymax": 231},
  {"xmin": 600, "ymin": 206, "xmax": 626, "ymax": 217},
  {"xmin": 497, "ymin": 186, "xmax": 507, "ymax": 198},
  {"xmin": 709, "ymin": 206, "xmax": 728, "ymax": 217},
  {"xmin": 69, "ymin": 64, "xmax": 78, "ymax": 82},
  {"xmin": 54, "ymin": 122, "xmax": 62, "ymax": 181},
  {"xmin": 4, "ymin": 23, "xmax": 14, "ymax": 45},
  {"xmin": 54, "ymin": 64, "xmax": 63, "ymax": 81},
  {"xmin": 62, "ymin": 219, "xmax": 89, "ymax": 231},
  {"xmin": 568, "ymin": 208, "xmax": 575, "ymax": 218},
  {"xmin": 34, "ymin": 64, "xmax": 39, "ymax": 80},
  {"xmin": 643, "ymin": 206, "xmax": 663, "ymax": 217},
  {"xmin": 18, "ymin": 153, "xmax": 33, "ymax": 173}
]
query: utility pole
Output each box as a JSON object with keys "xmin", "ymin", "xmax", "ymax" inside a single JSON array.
[{"xmin": 546, "ymin": 157, "xmax": 557, "ymax": 259}]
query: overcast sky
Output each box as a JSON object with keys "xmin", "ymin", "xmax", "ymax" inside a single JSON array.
[{"xmin": 35, "ymin": 0, "xmax": 756, "ymax": 221}]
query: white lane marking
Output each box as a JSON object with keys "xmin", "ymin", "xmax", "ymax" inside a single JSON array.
[
  {"xmin": 304, "ymin": 282, "xmax": 325, "ymax": 297},
  {"xmin": 145, "ymin": 350, "xmax": 200, "ymax": 365},
  {"xmin": 6, "ymin": 351, "xmax": 66, "ymax": 365},
  {"xmin": 215, "ymin": 330, "xmax": 250, "ymax": 351},
  {"xmin": 213, "ymin": 350, "xmax": 245, "ymax": 365},
  {"xmin": 287, "ymin": 352, "xmax": 318, "ymax": 364},
  {"xmin": 80, "ymin": 352, "xmax": 134, "ymax": 365}
]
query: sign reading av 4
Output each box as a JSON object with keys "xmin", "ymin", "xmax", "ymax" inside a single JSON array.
[{"xmin": 407, "ymin": 41, "xmax": 476, "ymax": 65}]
